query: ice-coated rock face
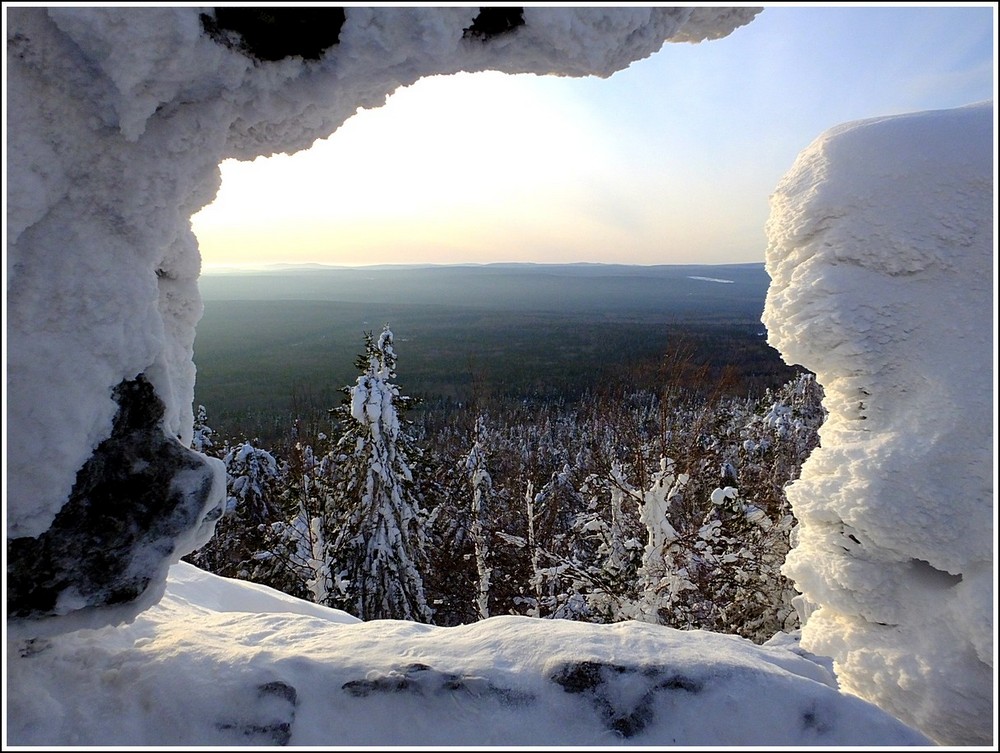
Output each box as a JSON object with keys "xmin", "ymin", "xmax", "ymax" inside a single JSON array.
[
  {"xmin": 5, "ymin": 6, "xmax": 760, "ymax": 634},
  {"xmin": 762, "ymin": 102, "xmax": 994, "ymax": 746},
  {"xmin": 7, "ymin": 376, "xmax": 225, "ymax": 637}
]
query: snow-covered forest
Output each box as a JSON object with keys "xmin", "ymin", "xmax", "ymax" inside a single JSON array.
[{"xmin": 187, "ymin": 324, "xmax": 825, "ymax": 644}]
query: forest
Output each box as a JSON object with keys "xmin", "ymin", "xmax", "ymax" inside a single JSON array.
[
  {"xmin": 186, "ymin": 313, "xmax": 824, "ymax": 644},
  {"xmin": 193, "ymin": 263, "xmax": 800, "ymax": 443}
]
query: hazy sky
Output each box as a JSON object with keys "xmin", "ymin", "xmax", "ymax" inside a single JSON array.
[{"xmin": 192, "ymin": 4, "xmax": 996, "ymax": 269}]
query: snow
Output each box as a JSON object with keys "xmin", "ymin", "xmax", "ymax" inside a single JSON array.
[
  {"xmin": 688, "ymin": 275, "xmax": 735, "ymax": 283},
  {"xmin": 4, "ymin": 4, "xmax": 759, "ymax": 628},
  {"xmin": 5, "ymin": 561, "xmax": 931, "ymax": 747},
  {"xmin": 762, "ymin": 101, "xmax": 995, "ymax": 746},
  {"xmin": 4, "ymin": 4, "xmax": 995, "ymax": 748}
]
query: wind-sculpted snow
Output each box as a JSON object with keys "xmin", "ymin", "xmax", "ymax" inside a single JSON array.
[
  {"xmin": 762, "ymin": 101, "xmax": 994, "ymax": 746},
  {"xmin": 5, "ymin": 5, "xmax": 759, "ymax": 633},
  {"xmin": 5, "ymin": 562, "xmax": 930, "ymax": 747}
]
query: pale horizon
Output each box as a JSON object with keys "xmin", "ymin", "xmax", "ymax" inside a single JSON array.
[{"xmin": 199, "ymin": 258, "xmax": 768, "ymax": 273}]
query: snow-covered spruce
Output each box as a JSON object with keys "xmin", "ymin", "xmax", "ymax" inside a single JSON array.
[
  {"xmin": 186, "ymin": 439, "xmax": 282, "ymax": 581},
  {"xmin": 324, "ymin": 326, "xmax": 432, "ymax": 622},
  {"xmin": 186, "ymin": 370, "xmax": 820, "ymax": 645},
  {"xmin": 465, "ymin": 416, "xmax": 495, "ymax": 620}
]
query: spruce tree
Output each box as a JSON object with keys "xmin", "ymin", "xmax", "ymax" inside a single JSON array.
[
  {"xmin": 326, "ymin": 326, "xmax": 432, "ymax": 622},
  {"xmin": 187, "ymin": 439, "xmax": 282, "ymax": 579},
  {"xmin": 250, "ymin": 436, "xmax": 334, "ymax": 602},
  {"xmin": 464, "ymin": 416, "xmax": 494, "ymax": 620},
  {"xmin": 191, "ymin": 404, "xmax": 215, "ymax": 454}
]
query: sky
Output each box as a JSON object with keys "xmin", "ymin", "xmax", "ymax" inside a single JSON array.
[{"xmin": 191, "ymin": 3, "xmax": 997, "ymax": 269}]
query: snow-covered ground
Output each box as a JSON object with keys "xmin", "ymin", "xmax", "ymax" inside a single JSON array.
[{"xmin": 5, "ymin": 561, "xmax": 930, "ymax": 747}]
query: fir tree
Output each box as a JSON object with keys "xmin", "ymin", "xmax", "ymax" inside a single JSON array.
[
  {"xmin": 250, "ymin": 436, "xmax": 334, "ymax": 602},
  {"xmin": 464, "ymin": 416, "xmax": 494, "ymax": 620},
  {"xmin": 187, "ymin": 439, "xmax": 282, "ymax": 579},
  {"xmin": 326, "ymin": 326, "xmax": 432, "ymax": 622},
  {"xmin": 191, "ymin": 404, "xmax": 215, "ymax": 454}
]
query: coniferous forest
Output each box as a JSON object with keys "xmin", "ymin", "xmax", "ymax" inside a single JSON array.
[{"xmin": 185, "ymin": 319, "xmax": 825, "ymax": 644}]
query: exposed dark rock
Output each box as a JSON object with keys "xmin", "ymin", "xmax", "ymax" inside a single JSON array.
[
  {"xmin": 551, "ymin": 661, "xmax": 704, "ymax": 739},
  {"xmin": 343, "ymin": 672, "xmax": 415, "ymax": 697},
  {"xmin": 463, "ymin": 8, "xmax": 525, "ymax": 41},
  {"xmin": 201, "ymin": 7, "xmax": 345, "ymax": 62},
  {"xmin": 402, "ymin": 662, "xmax": 433, "ymax": 673},
  {"xmin": 6, "ymin": 375, "xmax": 222, "ymax": 622},
  {"xmin": 217, "ymin": 680, "xmax": 299, "ymax": 746},
  {"xmin": 550, "ymin": 660, "xmax": 609, "ymax": 693},
  {"xmin": 342, "ymin": 663, "xmax": 534, "ymax": 706},
  {"xmin": 655, "ymin": 674, "xmax": 702, "ymax": 693},
  {"xmin": 601, "ymin": 695, "xmax": 654, "ymax": 739},
  {"xmin": 16, "ymin": 638, "xmax": 52, "ymax": 658},
  {"xmin": 258, "ymin": 680, "xmax": 298, "ymax": 707},
  {"xmin": 802, "ymin": 702, "xmax": 833, "ymax": 736}
]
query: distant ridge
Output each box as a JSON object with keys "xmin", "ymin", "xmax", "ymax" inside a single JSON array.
[
  {"xmin": 202, "ymin": 261, "xmax": 766, "ymax": 275},
  {"xmin": 197, "ymin": 262, "xmax": 771, "ymax": 317}
]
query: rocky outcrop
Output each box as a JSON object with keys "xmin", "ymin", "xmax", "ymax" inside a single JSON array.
[{"xmin": 7, "ymin": 376, "xmax": 223, "ymax": 631}]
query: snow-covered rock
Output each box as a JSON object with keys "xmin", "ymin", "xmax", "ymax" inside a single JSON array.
[
  {"xmin": 762, "ymin": 101, "xmax": 994, "ymax": 746},
  {"xmin": 5, "ymin": 5, "xmax": 992, "ymax": 747}
]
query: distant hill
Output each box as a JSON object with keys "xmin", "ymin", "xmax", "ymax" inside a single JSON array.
[
  {"xmin": 192, "ymin": 263, "xmax": 796, "ymax": 442},
  {"xmin": 198, "ymin": 262, "xmax": 770, "ymax": 318}
]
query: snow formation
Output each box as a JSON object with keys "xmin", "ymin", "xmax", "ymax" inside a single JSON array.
[{"xmin": 762, "ymin": 101, "xmax": 995, "ymax": 746}]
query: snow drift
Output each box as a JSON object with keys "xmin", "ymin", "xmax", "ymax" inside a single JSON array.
[{"xmin": 5, "ymin": 561, "xmax": 930, "ymax": 747}]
